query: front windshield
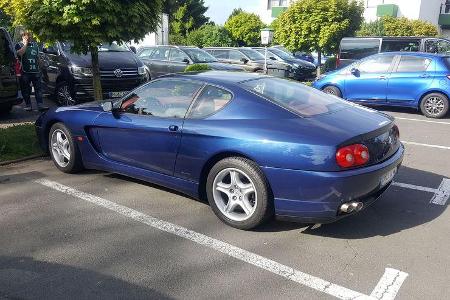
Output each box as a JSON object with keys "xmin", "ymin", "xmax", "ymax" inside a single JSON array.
[
  {"xmin": 183, "ymin": 48, "xmax": 217, "ymax": 63},
  {"xmin": 241, "ymin": 77, "xmax": 349, "ymax": 117},
  {"xmin": 270, "ymin": 48, "xmax": 296, "ymax": 60},
  {"xmin": 240, "ymin": 48, "xmax": 265, "ymax": 60},
  {"xmin": 60, "ymin": 41, "xmax": 130, "ymax": 53}
]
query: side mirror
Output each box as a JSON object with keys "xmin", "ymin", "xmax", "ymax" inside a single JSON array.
[
  {"xmin": 43, "ymin": 47, "xmax": 58, "ymax": 55},
  {"xmin": 182, "ymin": 58, "xmax": 190, "ymax": 64},
  {"xmin": 269, "ymin": 56, "xmax": 277, "ymax": 60},
  {"xmin": 350, "ymin": 68, "xmax": 359, "ymax": 76},
  {"xmin": 130, "ymin": 46, "xmax": 137, "ymax": 54},
  {"xmin": 240, "ymin": 57, "xmax": 249, "ymax": 64},
  {"xmin": 102, "ymin": 101, "xmax": 114, "ymax": 112}
]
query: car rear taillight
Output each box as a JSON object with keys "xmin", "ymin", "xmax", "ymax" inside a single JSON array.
[
  {"xmin": 392, "ymin": 124, "xmax": 400, "ymax": 139},
  {"xmin": 336, "ymin": 144, "xmax": 370, "ymax": 168},
  {"xmin": 336, "ymin": 53, "xmax": 340, "ymax": 68}
]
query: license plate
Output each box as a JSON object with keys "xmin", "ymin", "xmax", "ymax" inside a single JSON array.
[
  {"xmin": 109, "ymin": 91, "xmax": 127, "ymax": 98},
  {"xmin": 380, "ymin": 167, "xmax": 397, "ymax": 187}
]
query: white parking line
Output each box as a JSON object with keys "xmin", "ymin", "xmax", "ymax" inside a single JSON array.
[
  {"xmin": 395, "ymin": 117, "xmax": 450, "ymax": 125},
  {"xmin": 402, "ymin": 141, "xmax": 450, "ymax": 150},
  {"xmin": 392, "ymin": 179, "xmax": 450, "ymax": 206},
  {"xmin": 35, "ymin": 178, "xmax": 408, "ymax": 300}
]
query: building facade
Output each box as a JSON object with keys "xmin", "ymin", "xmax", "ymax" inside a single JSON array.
[{"xmin": 259, "ymin": 0, "xmax": 450, "ymax": 37}]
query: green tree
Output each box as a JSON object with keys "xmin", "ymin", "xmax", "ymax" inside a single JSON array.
[
  {"xmin": 1, "ymin": 0, "xmax": 162, "ymax": 101},
  {"xmin": 228, "ymin": 8, "xmax": 244, "ymax": 21},
  {"xmin": 224, "ymin": 12, "xmax": 265, "ymax": 46},
  {"xmin": 273, "ymin": 0, "xmax": 364, "ymax": 74},
  {"xmin": 186, "ymin": 24, "xmax": 235, "ymax": 47},
  {"xmin": 0, "ymin": 9, "xmax": 12, "ymax": 30},
  {"xmin": 358, "ymin": 16, "xmax": 438, "ymax": 37},
  {"xmin": 166, "ymin": 0, "xmax": 209, "ymax": 43}
]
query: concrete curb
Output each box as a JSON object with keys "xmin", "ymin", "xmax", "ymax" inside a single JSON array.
[
  {"xmin": 0, "ymin": 122, "xmax": 34, "ymax": 129},
  {"xmin": 0, "ymin": 153, "xmax": 47, "ymax": 166}
]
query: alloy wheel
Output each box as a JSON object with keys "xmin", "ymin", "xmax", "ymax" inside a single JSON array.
[
  {"xmin": 424, "ymin": 96, "xmax": 445, "ymax": 117},
  {"xmin": 51, "ymin": 129, "xmax": 71, "ymax": 168},
  {"xmin": 212, "ymin": 168, "xmax": 258, "ymax": 222}
]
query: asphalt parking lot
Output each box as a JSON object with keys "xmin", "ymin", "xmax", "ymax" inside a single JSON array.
[{"xmin": 0, "ymin": 107, "xmax": 449, "ymax": 300}]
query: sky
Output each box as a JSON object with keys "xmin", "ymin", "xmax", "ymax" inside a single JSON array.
[{"xmin": 204, "ymin": 0, "xmax": 261, "ymax": 25}]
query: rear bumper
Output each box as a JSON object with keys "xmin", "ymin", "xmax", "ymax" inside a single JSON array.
[{"xmin": 263, "ymin": 144, "xmax": 404, "ymax": 223}]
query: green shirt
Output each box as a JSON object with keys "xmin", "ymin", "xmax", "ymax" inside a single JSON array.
[{"xmin": 21, "ymin": 42, "xmax": 39, "ymax": 73}]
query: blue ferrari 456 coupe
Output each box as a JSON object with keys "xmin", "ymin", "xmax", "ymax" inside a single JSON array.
[
  {"xmin": 313, "ymin": 52, "xmax": 450, "ymax": 119},
  {"xmin": 36, "ymin": 71, "xmax": 404, "ymax": 229}
]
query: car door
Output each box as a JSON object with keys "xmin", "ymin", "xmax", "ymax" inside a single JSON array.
[
  {"xmin": 168, "ymin": 48, "xmax": 191, "ymax": 73},
  {"xmin": 344, "ymin": 54, "xmax": 395, "ymax": 103},
  {"xmin": 386, "ymin": 55, "xmax": 434, "ymax": 104},
  {"xmin": 93, "ymin": 78, "xmax": 204, "ymax": 175},
  {"xmin": 41, "ymin": 43, "xmax": 61, "ymax": 92},
  {"xmin": 146, "ymin": 47, "xmax": 171, "ymax": 78}
]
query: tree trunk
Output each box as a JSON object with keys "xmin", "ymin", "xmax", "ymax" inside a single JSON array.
[
  {"xmin": 317, "ymin": 49, "xmax": 322, "ymax": 78},
  {"xmin": 90, "ymin": 46, "xmax": 102, "ymax": 101}
]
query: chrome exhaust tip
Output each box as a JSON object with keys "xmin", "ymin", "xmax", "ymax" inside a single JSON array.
[{"xmin": 339, "ymin": 202, "xmax": 364, "ymax": 214}]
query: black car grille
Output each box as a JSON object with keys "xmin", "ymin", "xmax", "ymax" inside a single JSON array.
[{"xmin": 100, "ymin": 68, "xmax": 139, "ymax": 78}]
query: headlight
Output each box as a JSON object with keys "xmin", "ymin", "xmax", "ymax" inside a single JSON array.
[
  {"xmin": 138, "ymin": 66, "xmax": 146, "ymax": 75},
  {"xmin": 70, "ymin": 66, "xmax": 92, "ymax": 77}
]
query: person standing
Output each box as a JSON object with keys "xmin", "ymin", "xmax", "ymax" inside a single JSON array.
[{"xmin": 15, "ymin": 31, "xmax": 47, "ymax": 111}]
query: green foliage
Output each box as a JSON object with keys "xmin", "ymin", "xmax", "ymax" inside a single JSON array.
[
  {"xmin": 273, "ymin": 0, "xmax": 364, "ymax": 54},
  {"xmin": 224, "ymin": 12, "xmax": 265, "ymax": 46},
  {"xmin": 186, "ymin": 24, "xmax": 235, "ymax": 47},
  {"xmin": 1, "ymin": 0, "xmax": 163, "ymax": 100},
  {"xmin": 322, "ymin": 56, "xmax": 337, "ymax": 73},
  {"xmin": 167, "ymin": 0, "xmax": 209, "ymax": 43},
  {"xmin": 0, "ymin": 124, "xmax": 43, "ymax": 162},
  {"xmin": 228, "ymin": 8, "xmax": 244, "ymax": 21},
  {"xmin": 357, "ymin": 16, "xmax": 438, "ymax": 37},
  {"xmin": 0, "ymin": 9, "xmax": 12, "ymax": 30},
  {"xmin": 184, "ymin": 63, "xmax": 211, "ymax": 72}
]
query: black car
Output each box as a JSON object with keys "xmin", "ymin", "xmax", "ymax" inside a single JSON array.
[
  {"xmin": 338, "ymin": 37, "xmax": 450, "ymax": 68},
  {"xmin": 0, "ymin": 27, "xmax": 19, "ymax": 113},
  {"xmin": 136, "ymin": 46, "xmax": 243, "ymax": 79},
  {"xmin": 41, "ymin": 41, "xmax": 148, "ymax": 105},
  {"xmin": 253, "ymin": 47, "xmax": 317, "ymax": 81}
]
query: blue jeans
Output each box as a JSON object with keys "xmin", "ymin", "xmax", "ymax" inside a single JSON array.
[{"xmin": 21, "ymin": 72, "xmax": 43, "ymax": 106}]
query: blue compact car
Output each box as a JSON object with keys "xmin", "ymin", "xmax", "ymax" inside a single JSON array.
[
  {"xmin": 36, "ymin": 71, "xmax": 404, "ymax": 229},
  {"xmin": 313, "ymin": 52, "xmax": 450, "ymax": 118}
]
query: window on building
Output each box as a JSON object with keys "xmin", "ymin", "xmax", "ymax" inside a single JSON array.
[{"xmin": 268, "ymin": 0, "xmax": 288, "ymax": 9}]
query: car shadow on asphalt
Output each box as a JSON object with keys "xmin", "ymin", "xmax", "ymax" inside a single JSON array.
[
  {"xmin": 261, "ymin": 166, "xmax": 448, "ymax": 238},
  {"xmin": 370, "ymin": 105, "xmax": 450, "ymax": 119},
  {"xmin": 0, "ymin": 256, "xmax": 173, "ymax": 299}
]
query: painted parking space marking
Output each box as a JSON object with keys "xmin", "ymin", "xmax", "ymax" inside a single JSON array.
[
  {"xmin": 395, "ymin": 117, "xmax": 450, "ymax": 125},
  {"xmin": 402, "ymin": 141, "xmax": 450, "ymax": 150},
  {"xmin": 392, "ymin": 178, "xmax": 450, "ymax": 206},
  {"xmin": 35, "ymin": 178, "xmax": 408, "ymax": 300}
]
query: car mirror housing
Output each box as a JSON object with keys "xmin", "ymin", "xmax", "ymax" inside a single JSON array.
[
  {"xmin": 182, "ymin": 58, "xmax": 190, "ymax": 64},
  {"xmin": 102, "ymin": 101, "xmax": 114, "ymax": 112},
  {"xmin": 269, "ymin": 56, "xmax": 277, "ymax": 60},
  {"xmin": 241, "ymin": 58, "xmax": 249, "ymax": 64},
  {"xmin": 129, "ymin": 46, "xmax": 137, "ymax": 54},
  {"xmin": 350, "ymin": 68, "xmax": 359, "ymax": 76}
]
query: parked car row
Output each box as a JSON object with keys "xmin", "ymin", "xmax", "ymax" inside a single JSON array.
[
  {"xmin": 136, "ymin": 45, "xmax": 318, "ymax": 82},
  {"xmin": 0, "ymin": 27, "xmax": 20, "ymax": 113}
]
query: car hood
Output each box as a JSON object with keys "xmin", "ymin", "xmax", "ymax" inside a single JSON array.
[
  {"xmin": 65, "ymin": 51, "xmax": 143, "ymax": 69},
  {"xmin": 283, "ymin": 58, "xmax": 316, "ymax": 69},
  {"xmin": 206, "ymin": 62, "xmax": 244, "ymax": 71}
]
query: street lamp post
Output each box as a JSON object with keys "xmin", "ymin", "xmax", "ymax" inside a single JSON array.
[{"xmin": 260, "ymin": 28, "xmax": 274, "ymax": 75}]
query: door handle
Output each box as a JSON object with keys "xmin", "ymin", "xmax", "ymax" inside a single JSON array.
[
  {"xmin": 168, "ymin": 125, "xmax": 179, "ymax": 132},
  {"xmin": 379, "ymin": 76, "xmax": 387, "ymax": 80},
  {"xmin": 420, "ymin": 74, "xmax": 430, "ymax": 78}
]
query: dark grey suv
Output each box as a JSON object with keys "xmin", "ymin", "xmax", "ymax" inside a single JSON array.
[
  {"xmin": 0, "ymin": 27, "xmax": 19, "ymax": 113},
  {"xmin": 136, "ymin": 46, "xmax": 243, "ymax": 79}
]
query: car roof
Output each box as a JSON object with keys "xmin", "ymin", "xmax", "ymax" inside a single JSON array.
[{"xmin": 161, "ymin": 71, "xmax": 264, "ymax": 85}]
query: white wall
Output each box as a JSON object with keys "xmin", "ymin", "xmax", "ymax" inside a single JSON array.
[{"xmin": 129, "ymin": 13, "xmax": 169, "ymax": 48}]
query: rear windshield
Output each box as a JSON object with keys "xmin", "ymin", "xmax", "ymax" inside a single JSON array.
[
  {"xmin": 340, "ymin": 39, "xmax": 380, "ymax": 60},
  {"xmin": 240, "ymin": 77, "xmax": 349, "ymax": 117}
]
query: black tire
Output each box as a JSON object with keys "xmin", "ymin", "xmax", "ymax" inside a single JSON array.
[
  {"xmin": 56, "ymin": 81, "xmax": 76, "ymax": 106},
  {"xmin": 420, "ymin": 93, "xmax": 449, "ymax": 119},
  {"xmin": 48, "ymin": 122, "xmax": 84, "ymax": 173},
  {"xmin": 323, "ymin": 85, "xmax": 342, "ymax": 98},
  {"xmin": 206, "ymin": 157, "xmax": 273, "ymax": 230}
]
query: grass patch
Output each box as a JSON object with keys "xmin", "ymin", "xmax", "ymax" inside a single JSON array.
[{"xmin": 0, "ymin": 124, "xmax": 43, "ymax": 162}]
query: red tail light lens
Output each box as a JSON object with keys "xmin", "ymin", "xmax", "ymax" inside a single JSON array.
[
  {"xmin": 336, "ymin": 144, "xmax": 370, "ymax": 168},
  {"xmin": 336, "ymin": 53, "xmax": 340, "ymax": 68},
  {"xmin": 392, "ymin": 124, "xmax": 400, "ymax": 139}
]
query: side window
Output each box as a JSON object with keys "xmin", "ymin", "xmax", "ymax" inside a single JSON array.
[
  {"xmin": 121, "ymin": 79, "xmax": 203, "ymax": 118},
  {"xmin": 138, "ymin": 48, "xmax": 154, "ymax": 59},
  {"xmin": 213, "ymin": 50, "xmax": 229, "ymax": 59},
  {"xmin": 358, "ymin": 55, "xmax": 394, "ymax": 73},
  {"xmin": 381, "ymin": 40, "xmax": 420, "ymax": 52},
  {"xmin": 149, "ymin": 47, "xmax": 170, "ymax": 60},
  {"xmin": 169, "ymin": 49, "xmax": 190, "ymax": 62},
  {"xmin": 340, "ymin": 39, "xmax": 380, "ymax": 60},
  {"xmin": 188, "ymin": 85, "xmax": 233, "ymax": 119},
  {"xmin": 396, "ymin": 56, "xmax": 432, "ymax": 73},
  {"xmin": 426, "ymin": 39, "xmax": 450, "ymax": 55},
  {"xmin": 229, "ymin": 50, "xmax": 246, "ymax": 61}
]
